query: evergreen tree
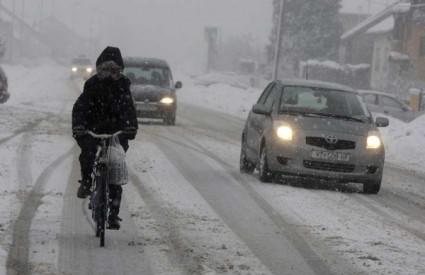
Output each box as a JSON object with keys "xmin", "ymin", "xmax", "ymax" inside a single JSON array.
[{"xmin": 268, "ymin": 0, "xmax": 343, "ymax": 76}]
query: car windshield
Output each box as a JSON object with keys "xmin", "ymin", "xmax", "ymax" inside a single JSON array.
[
  {"xmin": 124, "ymin": 66, "xmax": 172, "ymax": 88},
  {"xmin": 72, "ymin": 58, "xmax": 91, "ymax": 66},
  {"xmin": 279, "ymin": 86, "xmax": 371, "ymax": 122}
]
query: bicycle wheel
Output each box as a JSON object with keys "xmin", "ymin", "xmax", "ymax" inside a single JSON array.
[{"xmin": 97, "ymin": 173, "xmax": 107, "ymax": 247}]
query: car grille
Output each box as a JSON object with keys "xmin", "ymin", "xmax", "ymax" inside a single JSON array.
[
  {"xmin": 133, "ymin": 93, "xmax": 159, "ymax": 103},
  {"xmin": 306, "ymin": 137, "xmax": 356, "ymax": 150},
  {"xmin": 303, "ymin": 160, "xmax": 355, "ymax": 173}
]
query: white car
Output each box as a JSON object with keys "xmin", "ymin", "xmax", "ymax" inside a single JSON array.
[{"xmin": 358, "ymin": 90, "xmax": 419, "ymax": 122}]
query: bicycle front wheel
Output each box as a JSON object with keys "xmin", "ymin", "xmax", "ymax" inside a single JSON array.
[{"xmin": 97, "ymin": 173, "xmax": 107, "ymax": 247}]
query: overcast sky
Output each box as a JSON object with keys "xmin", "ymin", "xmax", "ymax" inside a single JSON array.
[{"xmin": 0, "ymin": 0, "xmax": 399, "ymax": 70}]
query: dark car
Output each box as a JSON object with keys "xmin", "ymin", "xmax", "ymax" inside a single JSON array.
[
  {"xmin": 0, "ymin": 65, "xmax": 9, "ymax": 104},
  {"xmin": 240, "ymin": 80, "xmax": 389, "ymax": 194},
  {"xmin": 123, "ymin": 57, "xmax": 182, "ymax": 125},
  {"xmin": 70, "ymin": 55, "xmax": 94, "ymax": 80}
]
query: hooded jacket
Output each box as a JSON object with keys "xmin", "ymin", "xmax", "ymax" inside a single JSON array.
[{"xmin": 72, "ymin": 47, "xmax": 138, "ymax": 145}]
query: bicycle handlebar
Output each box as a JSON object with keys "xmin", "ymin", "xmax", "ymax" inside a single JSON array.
[{"xmin": 86, "ymin": 131, "xmax": 122, "ymax": 139}]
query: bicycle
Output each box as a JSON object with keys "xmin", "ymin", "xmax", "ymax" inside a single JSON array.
[{"xmin": 87, "ymin": 130, "xmax": 122, "ymax": 247}]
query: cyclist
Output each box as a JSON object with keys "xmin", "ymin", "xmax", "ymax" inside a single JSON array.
[{"xmin": 72, "ymin": 46, "xmax": 138, "ymax": 229}]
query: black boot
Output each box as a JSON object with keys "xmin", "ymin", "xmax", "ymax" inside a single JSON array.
[
  {"xmin": 108, "ymin": 185, "xmax": 122, "ymax": 229},
  {"xmin": 108, "ymin": 213, "xmax": 122, "ymax": 230},
  {"xmin": 77, "ymin": 179, "xmax": 92, "ymax": 199}
]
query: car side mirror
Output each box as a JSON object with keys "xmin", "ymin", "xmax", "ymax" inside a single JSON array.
[
  {"xmin": 252, "ymin": 104, "xmax": 270, "ymax": 115},
  {"xmin": 175, "ymin": 81, "xmax": 183, "ymax": 89},
  {"xmin": 375, "ymin": 117, "xmax": 389, "ymax": 127},
  {"xmin": 402, "ymin": 106, "xmax": 410, "ymax": 112}
]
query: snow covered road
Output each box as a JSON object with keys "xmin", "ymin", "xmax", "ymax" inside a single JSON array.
[{"xmin": 1, "ymin": 63, "xmax": 425, "ymax": 274}]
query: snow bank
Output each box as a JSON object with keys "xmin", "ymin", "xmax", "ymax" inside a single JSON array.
[
  {"xmin": 380, "ymin": 113, "xmax": 425, "ymax": 171},
  {"xmin": 177, "ymin": 73, "xmax": 262, "ymax": 119}
]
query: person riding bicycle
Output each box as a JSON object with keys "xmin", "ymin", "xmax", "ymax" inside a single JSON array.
[{"xmin": 72, "ymin": 46, "xmax": 138, "ymax": 229}]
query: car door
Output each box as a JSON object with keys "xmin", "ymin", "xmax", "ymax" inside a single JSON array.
[
  {"xmin": 245, "ymin": 82, "xmax": 275, "ymax": 158},
  {"xmin": 251, "ymin": 83, "xmax": 279, "ymax": 158},
  {"xmin": 380, "ymin": 95, "xmax": 409, "ymax": 122}
]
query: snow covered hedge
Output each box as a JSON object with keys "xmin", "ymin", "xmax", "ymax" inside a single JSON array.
[{"xmin": 299, "ymin": 60, "xmax": 371, "ymax": 90}]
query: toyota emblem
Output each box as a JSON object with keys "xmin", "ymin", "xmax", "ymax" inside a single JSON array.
[{"xmin": 325, "ymin": 135, "xmax": 338, "ymax": 144}]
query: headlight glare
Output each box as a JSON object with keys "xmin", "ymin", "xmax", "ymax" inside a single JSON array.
[
  {"xmin": 160, "ymin": 97, "xmax": 174, "ymax": 104},
  {"xmin": 277, "ymin": 126, "xmax": 293, "ymax": 141},
  {"xmin": 86, "ymin": 67, "xmax": 93, "ymax": 73},
  {"xmin": 367, "ymin": 135, "xmax": 381, "ymax": 149},
  {"xmin": 72, "ymin": 67, "xmax": 77, "ymax": 72}
]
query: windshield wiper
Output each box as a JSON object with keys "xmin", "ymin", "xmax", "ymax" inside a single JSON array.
[{"xmin": 304, "ymin": 113, "xmax": 366, "ymax": 123}]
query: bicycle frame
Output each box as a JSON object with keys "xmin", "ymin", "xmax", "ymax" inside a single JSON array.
[{"xmin": 87, "ymin": 131, "xmax": 122, "ymax": 247}]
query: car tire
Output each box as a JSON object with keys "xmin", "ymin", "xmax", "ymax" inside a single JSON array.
[
  {"xmin": 363, "ymin": 180, "xmax": 381, "ymax": 194},
  {"xmin": 240, "ymin": 145, "xmax": 255, "ymax": 174},
  {"xmin": 259, "ymin": 144, "xmax": 274, "ymax": 183}
]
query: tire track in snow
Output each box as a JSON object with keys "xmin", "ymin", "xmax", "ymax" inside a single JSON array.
[
  {"xmin": 129, "ymin": 173, "xmax": 201, "ymax": 275},
  {"xmin": 16, "ymin": 133, "xmax": 32, "ymax": 192},
  {"xmin": 58, "ymin": 155, "xmax": 153, "ymax": 275},
  {"xmin": 0, "ymin": 119, "xmax": 43, "ymax": 146},
  {"xmin": 145, "ymin": 127, "xmax": 338, "ymax": 275},
  {"xmin": 6, "ymin": 148, "xmax": 74, "ymax": 275},
  {"xmin": 348, "ymin": 194, "xmax": 425, "ymax": 242}
]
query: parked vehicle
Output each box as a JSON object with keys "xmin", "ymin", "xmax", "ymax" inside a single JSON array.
[
  {"xmin": 358, "ymin": 90, "xmax": 419, "ymax": 122},
  {"xmin": 123, "ymin": 57, "xmax": 182, "ymax": 125},
  {"xmin": 0, "ymin": 65, "xmax": 9, "ymax": 104},
  {"xmin": 240, "ymin": 80, "xmax": 389, "ymax": 194},
  {"xmin": 70, "ymin": 55, "xmax": 94, "ymax": 80}
]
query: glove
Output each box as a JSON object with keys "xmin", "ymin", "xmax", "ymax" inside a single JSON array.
[
  {"xmin": 72, "ymin": 125, "xmax": 86, "ymax": 138},
  {"xmin": 122, "ymin": 127, "xmax": 137, "ymax": 140}
]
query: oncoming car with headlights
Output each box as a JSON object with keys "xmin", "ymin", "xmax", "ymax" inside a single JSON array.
[
  {"xmin": 70, "ymin": 56, "xmax": 93, "ymax": 80},
  {"xmin": 123, "ymin": 57, "xmax": 182, "ymax": 125},
  {"xmin": 240, "ymin": 80, "xmax": 389, "ymax": 194}
]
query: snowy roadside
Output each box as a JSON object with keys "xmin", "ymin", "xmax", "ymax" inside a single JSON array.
[
  {"xmin": 177, "ymin": 73, "xmax": 425, "ymax": 174},
  {"xmin": 0, "ymin": 62, "xmax": 76, "ymax": 274}
]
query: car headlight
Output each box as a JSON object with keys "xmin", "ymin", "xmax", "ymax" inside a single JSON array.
[
  {"xmin": 71, "ymin": 67, "xmax": 77, "ymax": 72},
  {"xmin": 273, "ymin": 121, "xmax": 293, "ymax": 141},
  {"xmin": 367, "ymin": 132, "xmax": 381, "ymax": 149},
  {"xmin": 86, "ymin": 67, "xmax": 93, "ymax": 73},
  {"xmin": 160, "ymin": 97, "xmax": 174, "ymax": 104}
]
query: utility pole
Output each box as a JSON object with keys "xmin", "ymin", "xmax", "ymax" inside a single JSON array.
[
  {"xmin": 368, "ymin": 0, "xmax": 371, "ymax": 15},
  {"xmin": 20, "ymin": 0, "xmax": 26, "ymax": 60},
  {"xmin": 273, "ymin": 0, "xmax": 286, "ymax": 80}
]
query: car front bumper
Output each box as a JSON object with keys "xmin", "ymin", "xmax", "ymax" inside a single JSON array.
[
  {"xmin": 267, "ymin": 133, "xmax": 385, "ymax": 183},
  {"xmin": 135, "ymin": 102, "xmax": 176, "ymax": 118}
]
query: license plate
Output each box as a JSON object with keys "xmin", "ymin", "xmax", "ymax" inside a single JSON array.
[
  {"xmin": 311, "ymin": 150, "xmax": 351, "ymax": 162},
  {"xmin": 137, "ymin": 104, "xmax": 158, "ymax": 112}
]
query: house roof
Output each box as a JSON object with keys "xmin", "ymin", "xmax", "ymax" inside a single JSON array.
[
  {"xmin": 341, "ymin": 2, "xmax": 401, "ymax": 41},
  {"xmin": 366, "ymin": 17, "xmax": 394, "ymax": 34}
]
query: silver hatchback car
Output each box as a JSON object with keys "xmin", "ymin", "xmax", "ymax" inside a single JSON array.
[{"xmin": 240, "ymin": 80, "xmax": 389, "ymax": 194}]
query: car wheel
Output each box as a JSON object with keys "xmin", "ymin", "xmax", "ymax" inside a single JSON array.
[
  {"xmin": 240, "ymin": 144, "xmax": 255, "ymax": 174},
  {"xmin": 259, "ymin": 144, "xmax": 274, "ymax": 182},
  {"xmin": 363, "ymin": 180, "xmax": 381, "ymax": 194}
]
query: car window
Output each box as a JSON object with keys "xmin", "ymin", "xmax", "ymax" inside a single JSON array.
[
  {"xmin": 279, "ymin": 86, "xmax": 370, "ymax": 119},
  {"xmin": 381, "ymin": 96, "xmax": 403, "ymax": 110},
  {"xmin": 364, "ymin": 94, "xmax": 378, "ymax": 105},
  {"xmin": 257, "ymin": 83, "xmax": 275, "ymax": 105},
  {"xmin": 72, "ymin": 58, "xmax": 91, "ymax": 65},
  {"xmin": 124, "ymin": 66, "xmax": 172, "ymax": 88}
]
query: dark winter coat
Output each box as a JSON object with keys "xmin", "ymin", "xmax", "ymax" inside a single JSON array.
[{"xmin": 72, "ymin": 47, "xmax": 138, "ymax": 148}]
